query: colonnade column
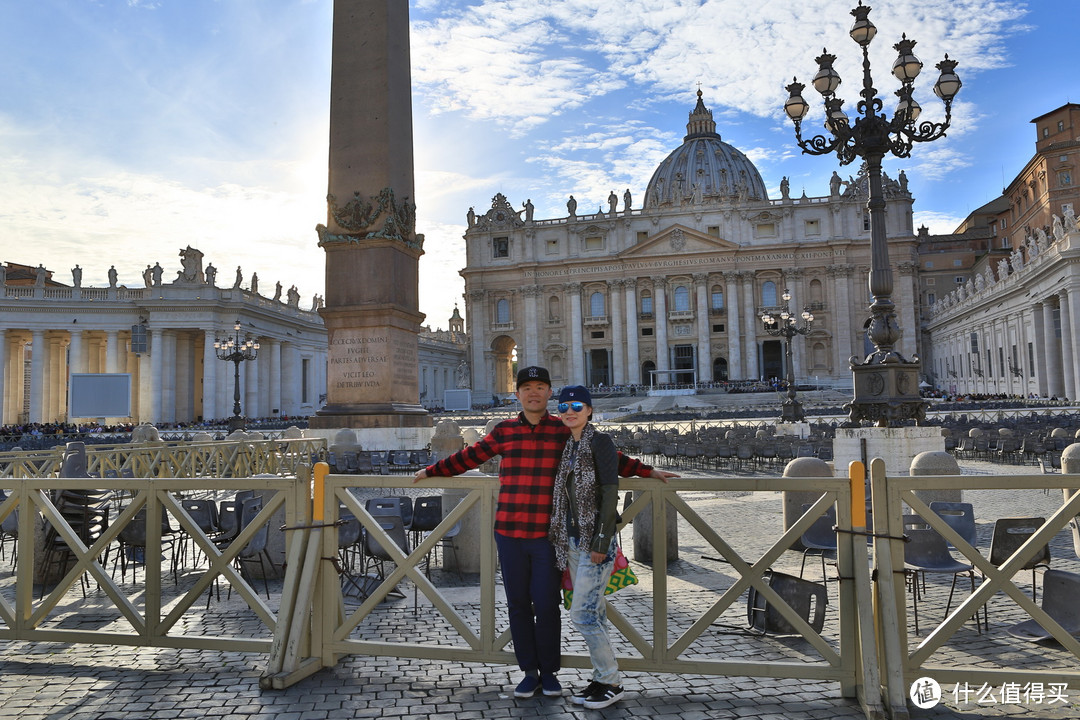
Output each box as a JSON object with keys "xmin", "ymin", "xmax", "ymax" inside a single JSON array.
[
  {"xmin": 653, "ymin": 279, "xmax": 669, "ymax": 375},
  {"xmin": 522, "ymin": 286, "xmax": 540, "ymax": 369},
  {"xmin": 694, "ymin": 274, "xmax": 711, "ymax": 382},
  {"xmin": 0, "ymin": 330, "xmax": 5, "ymax": 424},
  {"xmin": 741, "ymin": 273, "xmax": 757, "ymax": 379},
  {"xmin": 1032, "ymin": 303, "xmax": 1048, "ymax": 397},
  {"xmin": 280, "ymin": 341, "xmax": 297, "ymax": 417},
  {"xmin": 609, "ymin": 280, "xmax": 625, "ymax": 385},
  {"xmin": 28, "ymin": 330, "xmax": 45, "ymax": 423},
  {"xmin": 1043, "ymin": 299, "xmax": 1064, "ymax": 398},
  {"xmin": 268, "ymin": 339, "xmax": 282, "ymax": 419},
  {"xmin": 47, "ymin": 335, "xmax": 64, "ymax": 421},
  {"xmin": 149, "ymin": 329, "xmax": 163, "ymax": 424},
  {"xmin": 567, "ymin": 283, "xmax": 584, "ymax": 383},
  {"xmin": 105, "ymin": 330, "xmax": 120, "ymax": 373},
  {"xmin": 724, "ymin": 271, "xmax": 742, "ymax": 380},
  {"xmin": 1068, "ymin": 287, "xmax": 1080, "ymax": 401},
  {"xmin": 245, "ymin": 344, "xmax": 260, "ymax": 421},
  {"xmin": 1061, "ymin": 291, "xmax": 1076, "ymax": 401},
  {"xmin": 624, "ymin": 279, "xmax": 640, "ymax": 384},
  {"xmin": 203, "ymin": 330, "xmax": 219, "ymax": 422},
  {"xmin": 6, "ymin": 338, "xmax": 25, "ymax": 424}
]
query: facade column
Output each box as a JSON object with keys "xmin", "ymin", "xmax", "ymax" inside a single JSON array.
[
  {"xmin": 624, "ymin": 279, "xmax": 640, "ymax": 384},
  {"xmin": 467, "ymin": 289, "xmax": 489, "ymax": 400},
  {"xmin": 45, "ymin": 335, "xmax": 62, "ymax": 422},
  {"xmin": 8, "ymin": 338, "xmax": 26, "ymax": 424},
  {"xmin": 609, "ymin": 280, "xmax": 625, "ymax": 385},
  {"xmin": 203, "ymin": 330, "xmax": 219, "ymax": 422},
  {"xmin": 522, "ymin": 286, "xmax": 540, "ymax": 368},
  {"xmin": 724, "ymin": 271, "xmax": 742, "ymax": 380},
  {"xmin": 897, "ymin": 262, "xmax": 918, "ymax": 360},
  {"xmin": 29, "ymin": 329, "xmax": 46, "ymax": 423},
  {"xmin": 785, "ymin": 270, "xmax": 804, "ymax": 380},
  {"xmin": 1043, "ymin": 299, "xmax": 1064, "ymax": 398},
  {"xmin": 833, "ymin": 265, "xmax": 854, "ymax": 375},
  {"xmin": 105, "ymin": 330, "xmax": 120, "ymax": 373},
  {"xmin": 653, "ymin": 279, "xmax": 669, "ymax": 375},
  {"xmin": 1032, "ymin": 303, "xmax": 1048, "ymax": 397},
  {"xmin": 68, "ymin": 329, "xmax": 84, "ymax": 375},
  {"xmin": 567, "ymin": 283, "xmax": 584, "ymax": 384},
  {"xmin": 694, "ymin": 274, "xmax": 711, "ymax": 382},
  {"xmin": 741, "ymin": 272, "xmax": 757, "ymax": 379}
]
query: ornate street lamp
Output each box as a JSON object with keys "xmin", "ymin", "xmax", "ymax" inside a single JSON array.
[
  {"xmin": 761, "ymin": 290, "xmax": 814, "ymax": 423},
  {"xmin": 784, "ymin": 1, "xmax": 961, "ymax": 427},
  {"xmin": 214, "ymin": 320, "xmax": 260, "ymax": 432}
]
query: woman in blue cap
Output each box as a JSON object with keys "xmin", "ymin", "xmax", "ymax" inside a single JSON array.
[{"xmin": 549, "ymin": 385, "xmax": 648, "ymax": 709}]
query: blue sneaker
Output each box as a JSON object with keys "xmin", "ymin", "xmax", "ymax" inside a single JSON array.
[
  {"xmin": 540, "ymin": 673, "xmax": 562, "ymax": 697},
  {"xmin": 514, "ymin": 674, "xmax": 540, "ymax": 698}
]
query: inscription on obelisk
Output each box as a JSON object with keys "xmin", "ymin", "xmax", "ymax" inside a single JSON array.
[{"xmin": 310, "ymin": 0, "xmax": 429, "ymax": 429}]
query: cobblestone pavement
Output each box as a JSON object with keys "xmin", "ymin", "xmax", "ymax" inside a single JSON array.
[{"xmin": 2, "ymin": 458, "xmax": 1078, "ymax": 719}]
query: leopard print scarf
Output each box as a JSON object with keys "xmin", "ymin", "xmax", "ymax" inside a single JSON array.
[{"xmin": 548, "ymin": 422, "xmax": 598, "ymax": 571}]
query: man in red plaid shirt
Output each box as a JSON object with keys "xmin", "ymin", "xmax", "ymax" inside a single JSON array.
[{"xmin": 415, "ymin": 366, "xmax": 676, "ymax": 698}]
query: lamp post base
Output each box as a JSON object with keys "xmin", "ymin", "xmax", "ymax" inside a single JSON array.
[
  {"xmin": 781, "ymin": 399, "xmax": 806, "ymax": 423},
  {"xmin": 845, "ymin": 361, "xmax": 928, "ymax": 427},
  {"xmin": 227, "ymin": 416, "xmax": 247, "ymax": 432}
]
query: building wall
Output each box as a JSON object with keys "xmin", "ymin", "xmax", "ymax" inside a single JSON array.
[{"xmin": 460, "ymin": 183, "xmax": 919, "ymax": 399}]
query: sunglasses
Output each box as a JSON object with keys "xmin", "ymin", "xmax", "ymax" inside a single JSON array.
[{"xmin": 557, "ymin": 401, "xmax": 586, "ymax": 413}]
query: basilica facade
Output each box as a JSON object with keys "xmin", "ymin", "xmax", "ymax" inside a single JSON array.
[{"xmin": 459, "ymin": 93, "xmax": 921, "ymax": 399}]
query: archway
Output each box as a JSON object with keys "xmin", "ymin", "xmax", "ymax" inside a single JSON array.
[{"xmin": 491, "ymin": 335, "xmax": 518, "ymax": 397}]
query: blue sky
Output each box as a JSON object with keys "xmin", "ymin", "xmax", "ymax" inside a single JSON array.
[{"xmin": 1, "ymin": 0, "xmax": 1076, "ymax": 329}]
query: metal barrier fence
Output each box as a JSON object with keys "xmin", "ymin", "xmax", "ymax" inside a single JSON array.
[
  {"xmin": 0, "ymin": 438, "xmax": 325, "ymax": 479},
  {"xmin": 3, "ymin": 460, "xmax": 1080, "ymax": 719},
  {"xmin": 0, "ymin": 471, "xmax": 308, "ymax": 651}
]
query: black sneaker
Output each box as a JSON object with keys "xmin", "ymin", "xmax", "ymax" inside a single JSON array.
[
  {"xmin": 570, "ymin": 680, "xmax": 604, "ymax": 705},
  {"xmin": 583, "ymin": 683, "xmax": 624, "ymax": 709}
]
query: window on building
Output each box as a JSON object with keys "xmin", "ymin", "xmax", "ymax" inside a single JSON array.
[
  {"xmin": 641, "ymin": 327, "xmax": 653, "ymax": 336},
  {"xmin": 863, "ymin": 212, "xmax": 871, "ymax": 231},
  {"xmin": 925, "ymin": 261, "xmax": 933, "ymax": 269},
  {"xmin": 755, "ymin": 222, "xmax": 776, "ymax": 238},
  {"xmin": 584, "ymin": 236, "xmax": 604, "ymax": 251},
  {"xmin": 589, "ymin": 291, "xmax": 605, "ymax": 317},
  {"xmin": 927, "ymin": 292, "xmax": 935, "ymax": 305},
  {"xmin": 591, "ymin": 331, "xmax": 605, "ymax": 339},
  {"xmin": 1059, "ymin": 120, "xmax": 1065, "ymax": 132},
  {"xmin": 712, "ymin": 323, "xmax": 725, "ymax": 333},
  {"xmin": 761, "ymin": 281, "xmax": 777, "ymax": 306},
  {"xmin": 1060, "ymin": 171, "xmax": 1073, "ymax": 187},
  {"xmin": 674, "ymin": 285, "xmax": 690, "ymax": 311},
  {"xmin": 496, "ymin": 298, "xmax": 510, "ymax": 324},
  {"xmin": 955, "ymin": 276, "xmax": 964, "ymax": 284},
  {"xmin": 548, "ymin": 296, "xmax": 560, "ymax": 322},
  {"xmin": 493, "ymin": 237, "xmax": 509, "ymax": 258},
  {"xmin": 707, "ymin": 226, "xmax": 720, "ymax": 237},
  {"xmin": 809, "ymin": 278, "xmax": 824, "ymax": 304},
  {"xmin": 805, "ymin": 219, "xmax": 821, "ymax": 236},
  {"xmin": 710, "ymin": 287, "xmax": 724, "ymax": 310},
  {"xmin": 1002, "ymin": 235, "xmax": 1011, "ymax": 249},
  {"xmin": 926, "ymin": 278, "xmax": 935, "ymax": 286},
  {"xmin": 546, "ymin": 239, "xmax": 558, "ymax": 255},
  {"xmin": 953, "ymin": 259, "xmax": 962, "ymax": 266},
  {"xmin": 636, "ymin": 231, "xmax": 649, "ymax": 243},
  {"xmin": 640, "ymin": 293, "xmax": 653, "ymax": 315},
  {"xmin": 1043, "ymin": 127, "xmax": 1050, "ymax": 137}
]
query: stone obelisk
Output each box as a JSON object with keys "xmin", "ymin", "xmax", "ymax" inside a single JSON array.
[{"xmin": 309, "ymin": 0, "xmax": 430, "ymax": 431}]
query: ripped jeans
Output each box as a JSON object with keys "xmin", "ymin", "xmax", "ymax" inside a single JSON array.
[{"xmin": 567, "ymin": 536, "xmax": 620, "ymax": 685}]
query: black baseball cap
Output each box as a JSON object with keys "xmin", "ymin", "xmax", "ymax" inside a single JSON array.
[{"xmin": 516, "ymin": 366, "xmax": 552, "ymax": 388}]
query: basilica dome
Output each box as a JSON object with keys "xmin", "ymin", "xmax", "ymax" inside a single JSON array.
[{"xmin": 644, "ymin": 91, "xmax": 769, "ymax": 209}]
